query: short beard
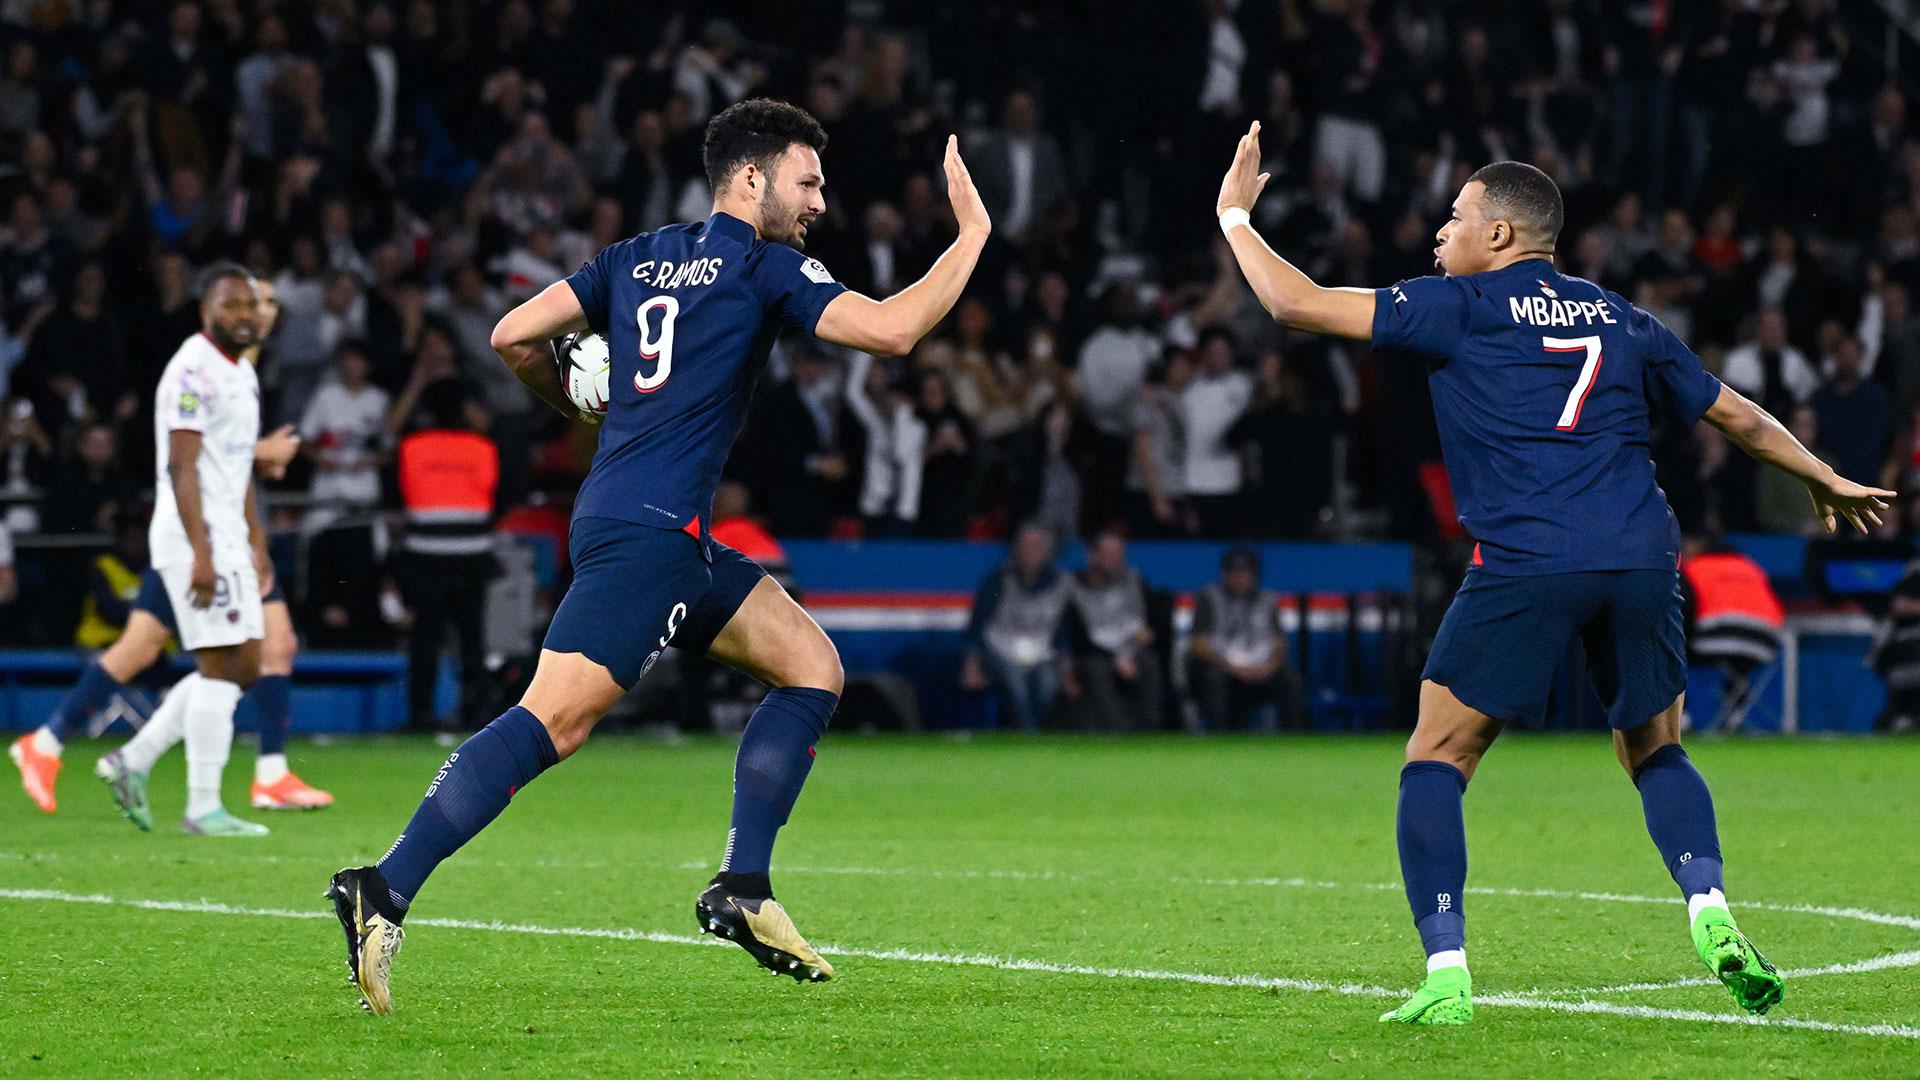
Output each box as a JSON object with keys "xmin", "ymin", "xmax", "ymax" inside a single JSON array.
[
  {"xmin": 207, "ymin": 325, "xmax": 254, "ymax": 354},
  {"xmin": 758, "ymin": 190, "xmax": 805, "ymax": 249}
]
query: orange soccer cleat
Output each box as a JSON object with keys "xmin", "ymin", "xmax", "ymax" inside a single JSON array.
[
  {"xmin": 9, "ymin": 733, "xmax": 61, "ymax": 813},
  {"xmin": 251, "ymin": 771, "xmax": 335, "ymax": 810}
]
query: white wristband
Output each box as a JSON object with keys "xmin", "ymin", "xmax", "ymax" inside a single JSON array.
[{"xmin": 1218, "ymin": 207, "xmax": 1251, "ymax": 238}]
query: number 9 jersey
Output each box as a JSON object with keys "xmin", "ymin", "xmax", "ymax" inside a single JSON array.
[
  {"xmin": 1372, "ymin": 258, "xmax": 1723, "ymax": 575},
  {"xmin": 563, "ymin": 211, "xmax": 848, "ymax": 554}
]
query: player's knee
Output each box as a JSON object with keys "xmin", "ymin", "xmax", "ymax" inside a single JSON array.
[
  {"xmin": 1404, "ymin": 726, "xmax": 1485, "ymax": 775},
  {"xmin": 260, "ymin": 633, "xmax": 296, "ymax": 675},
  {"xmin": 102, "ymin": 638, "xmax": 162, "ymax": 681},
  {"xmin": 531, "ymin": 705, "xmax": 595, "ymax": 760},
  {"xmin": 777, "ymin": 633, "xmax": 842, "ymax": 697}
]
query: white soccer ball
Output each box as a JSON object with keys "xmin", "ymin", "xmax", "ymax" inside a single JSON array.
[{"xmin": 557, "ymin": 330, "xmax": 611, "ymax": 416}]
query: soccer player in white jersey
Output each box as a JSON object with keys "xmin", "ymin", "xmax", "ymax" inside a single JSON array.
[{"xmin": 93, "ymin": 264, "xmax": 275, "ymax": 836}]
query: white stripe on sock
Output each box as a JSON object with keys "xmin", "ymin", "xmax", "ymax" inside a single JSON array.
[
  {"xmin": 1688, "ymin": 888, "xmax": 1729, "ymax": 923},
  {"xmin": 1427, "ymin": 949, "xmax": 1466, "ymax": 973}
]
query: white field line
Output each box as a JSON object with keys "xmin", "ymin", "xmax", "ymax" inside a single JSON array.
[
  {"xmin": 1551, "ymin": 949, "xmax": 1920, "ymax": 996},
  {"xmin": 1, "ymin": 886, "xmax": 1917, "ymax": 1041},
  {"xmin": 9, "ymin": 847, "xmax": 1920, "ymax": 934}
]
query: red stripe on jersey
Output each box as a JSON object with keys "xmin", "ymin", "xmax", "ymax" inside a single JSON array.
[
  {"xmin": 1472, "ymin": 543, "xmax": 1483, "ymax": 567},
  {"xmin": 681, "ymin": 515, "xmax": 702, "ymax": 539}
]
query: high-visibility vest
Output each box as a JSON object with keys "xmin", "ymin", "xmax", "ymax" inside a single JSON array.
[
  {"xmin": 398, "ymin": 429, "xmax": 498, "ymax": 556},
  {"xmin": 75, "ymin": 554, "xmax": 143, "ymax": 649},
  {"xmin": 1683, "ymin": 551, "xmax": 1784, "ymax": 664}
]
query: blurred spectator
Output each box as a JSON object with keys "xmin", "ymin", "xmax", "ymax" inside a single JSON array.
[
  {"xmin": 1178, "ymin": 329, "xmax": 1253, "ymax": 536},
  {"xmin": 0, "ymin": 518, "xmax": 17, "ymax": 643},
  {"xmin": 1066, "ymin": 530, "xmax": 1161, "ymax": 732},
  {"xmin": 1722, "ymin": 309, "xmax": 1817, "ymax": 415},
  {"xmin": 969, "ymin": 91, "xmax": 1068, "ymax": 246},
  {"xmin": 1128, "ymin": 353, "xmax": 1192, "ymax": 537},
  {"xmin": 845, "ymin": 351, "xmax": 924, "ymax": 536},
  {"xmin": 1, "ymin": 192, "xmax": 64, "ymax": 326},
  {"xmin": 21, "ymin": 260, "xmax": 133, "ymax": 440},
  {"xmin": 915, "ymin": 369, "xmax": 976, "ymax": 537},
  {"xmin": 1234, "ymin": 351, "xmax": 1336, "ymax": 538},
  {"xmin": 395, "ymin": 378, "xmax": 499, "ymax": 731},
  {"xmin": 1753, "ymin": 407, "xmax": 1820, "ymax": 535},
  {"xmin": 1077, "ymin": 284, "xmax": 1160, "ymax": 524},
  {"xmin": 1189, "ymin": 547, "xmax": 1306, "ymax": 731},
  {"xmin": 743, "ymin": 349, "xmax": 849, "ymax": 537},
  {"xmin": 1873, "ymin": 549, "xmax": 1920, "ymax": 733},
  {"xmin": 961, "ymin": 522, "xmax": 1071, "ymax": 731},
  {"xmin": 44, "ymin": 421, "xmax": 136, "ymax": 536},
  {"xmin": 1681, "ymin": 535, "xmax": 1785, "ymax": 732},
  {"xmin": 299, "ymin": 341, "xmax": 392, "ymax": 529},
  {"xmin": 0, "ymin": 396, "xmax": 51, "ymax": 502},
  {"xmin": 73, "ymin": 516, "xmax": 149, "ymax": 650},
  {"xmin": 1810, "ymin": 335, "xmax": 1893, "ymax": 487}
]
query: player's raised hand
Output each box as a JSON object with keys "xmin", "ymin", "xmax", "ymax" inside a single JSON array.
[
  {"xmin": 1805, "ymin": 473, "xmax": 1896, "ymax": 534},
  {"xmin": 1217, "ymin": 121, "xmax": 1270, "ymax": 217},
  {"xmin": 943, "ymin": 134, "xmax": 991, "ymax": 238},
  {"xmin": 255, "ymin": 424, "xmax": 301, "ymax": 479}
]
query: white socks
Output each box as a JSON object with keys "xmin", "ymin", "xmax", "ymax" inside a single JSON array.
[
  {"xmin": 183, "ymin": 676, "xmax": 243, "ymax": 819},
  {"xmin": 254, "ymin": 753, "xmax": 287, "ymax": 785},
  {"xmin": 1688, "ymin": 887, "xmax": 1729, "ymax": 924},
  {"xmin": 120, "ymin": 673, "xmax": 200, "ymax": 775},
  {"xmin": 30, "ymin": 726, "xmax": 62, "ymax": 757},
  {"xmin": 1428, "ymin": 949, "xmax": 1467, "ymax": 974}
]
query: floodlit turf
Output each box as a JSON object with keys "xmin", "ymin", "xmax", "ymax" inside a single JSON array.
[{"xmin": 4, "ymin": 733, "xmax": 1918, "ymax": 1077}]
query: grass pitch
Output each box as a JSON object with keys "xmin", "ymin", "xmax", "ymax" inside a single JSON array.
[{"xmin": 4, "ymin": 733, "xmax": 1918, "ymax": 1077}]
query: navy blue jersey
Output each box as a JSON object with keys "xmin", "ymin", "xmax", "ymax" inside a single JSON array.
[
  {"xmin": 565, "ymin": 212, "xmax": 847, "ymax": 550},
  {"xmin": 1372, "ymin": 258, "xmax": 1723, "ymax": 575}
]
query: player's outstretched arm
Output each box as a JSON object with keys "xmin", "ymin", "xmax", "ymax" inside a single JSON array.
[
  {"xmin": 815, "ymin": 135, "xmax": 990, "ymax": 356},
  {"xmin": 1704, "ymin": 383, "xmax": 1895, "ymax": 533},
  {"xmin": 1216, "ymin": 121, "xmax": 1374, "ymax": 341},
  {"xmin": 490, "ymin": 281, "xmax": 594, "ymax": 421}
]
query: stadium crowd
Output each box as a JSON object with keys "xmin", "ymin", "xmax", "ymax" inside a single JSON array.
[{"xmin": 0, "ymin": 0, "xmax": 1917, "ymax": 724}]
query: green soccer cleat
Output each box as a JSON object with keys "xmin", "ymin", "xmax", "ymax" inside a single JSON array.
[
  {"xmin": 181, "ymin": 807, "xmax": 270, "ymax": 836},
  {"xmin": 1379, "ymin": 965, "xmax": 1473, "ymax": 1025},
  {"xmin": 1692, "ymin": 905, "xmax": 1784, "ymax": 1015},
  {"xmin": 93, "ymin": 751, "xmax": 152, "ymax": 832}
]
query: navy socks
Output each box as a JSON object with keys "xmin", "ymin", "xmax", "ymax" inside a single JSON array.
[
  {"xmin": 47, "ymin": 659, "xmax": 123, "ymax": 743},
  {"xmin": 252, "ymin": 674, "xmax": 292, "ymax": 757},
  {"xmin": 1397, "ymin": 760, "xmax": 1469, "ymax": 956},
  {"xmin": 376, "ymin": 706, "xmax": 558, "ymax": 916},
  {"xmin": 719, "ymin": 687, "xmax": 837, "ymax": 883},
  {"xmin": 1633, "ymin": 743, "xmax": 1725, "ymax": 900}
]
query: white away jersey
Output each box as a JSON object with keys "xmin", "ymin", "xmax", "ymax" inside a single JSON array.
[{"xmin": 150, "ymin": 332, "xmax": 260, "ymax": 567}]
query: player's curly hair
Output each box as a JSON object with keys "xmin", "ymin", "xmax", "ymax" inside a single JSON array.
[
  {"xmin": 1469, "ymin": 161, "xmax": 1564, "ymax": 248},
  {"xmin": 702, "ymin": 98, "xmax": 828, "ymax": 193}
]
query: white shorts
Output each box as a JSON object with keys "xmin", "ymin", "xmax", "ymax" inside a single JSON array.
[{"xmin": 155, "ymin": 559, "xmax": 265, "ymax": 651}]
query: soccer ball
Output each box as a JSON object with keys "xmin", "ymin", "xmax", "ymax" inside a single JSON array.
[{"xmin": 556, "ymin": 330, "xmax": 610, "ymax": 416}]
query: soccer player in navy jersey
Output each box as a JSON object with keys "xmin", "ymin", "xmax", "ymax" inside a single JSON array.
[
  {"xmin": 327, "ymin": 99, "xmax": 991, "ymax": 1013},
  {"xmin": 1214, "ymin": 123, "xmax": 1892, "ymax": 1025}
]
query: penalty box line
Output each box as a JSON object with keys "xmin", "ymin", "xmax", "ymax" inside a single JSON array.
[{"xmin": 1, "ymin": 886, "xmax": 1916, "ymax": 1041}]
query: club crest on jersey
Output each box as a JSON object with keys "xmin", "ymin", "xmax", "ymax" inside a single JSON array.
[{"xmin": 1537, "ymin": 280, "xmax": 1558, "ymax": 298}]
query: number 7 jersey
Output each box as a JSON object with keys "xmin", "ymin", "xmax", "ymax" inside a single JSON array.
[
  {"xmin": 1371, "ymin": 258, "xmax": 1723, "ymax": 575},
  {"xmin": 563, "ymin": 211, "xmax": 847, "ymax": 552}
]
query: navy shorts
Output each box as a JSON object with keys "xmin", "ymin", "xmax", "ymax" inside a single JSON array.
[
  {"xmin": 543, "ymin": 517, "xmax": 768, "ymax": 687},
  {"xmin": 134, "ymin": 566, "xmax": 287, "ymax": 633},
  {"xmin": 1423, "ymin": 569, "xmax": 1687, "ymax": 731}
]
